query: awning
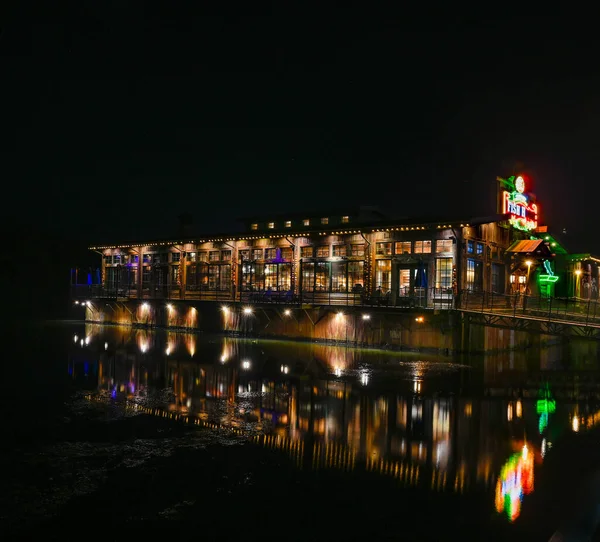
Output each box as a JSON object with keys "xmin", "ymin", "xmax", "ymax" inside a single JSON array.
[{"xmin": 506, "ymin": 239, "xmax": 544, "ymax": 253}]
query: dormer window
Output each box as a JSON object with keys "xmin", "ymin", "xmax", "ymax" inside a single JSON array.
[
  {"xmin": 341, "ymin": 216, "xmax": 349, "ymax": 223},
  {"xmin": 321, "ymin": 217, "xmax": 329, "ymax": 225},
  {"xmin": 268, "ymin": 222, "xmax": 275, "ymax": 229},
  {"xmin": 251, "ymin": 223, "xmax": 258, "ymax": 231},
  {"xmin": 303, "ymin": 219, "xmax": 310, "ymax": 226},
  {"xmin": 285, "ymin": 220, "xmax": 292, "ymax": 228}
]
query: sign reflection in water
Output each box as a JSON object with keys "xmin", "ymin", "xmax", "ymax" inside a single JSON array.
[
  {"xmin": 495, "ymin": 445, "xmax": 534, "ymax": 522},
  {"xmin": 70, "ymin": 324, "xmax": 600, "ymax": 524}
]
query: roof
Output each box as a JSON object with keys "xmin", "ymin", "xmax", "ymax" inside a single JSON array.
[{"xmin": 506, "ymin": 239, "xmax": 545, "ymax": 253}]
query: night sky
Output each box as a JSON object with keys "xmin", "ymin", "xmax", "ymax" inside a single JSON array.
[{"xmin": 2, "ymin": 9, "xmax": 599, "ymax": 309}]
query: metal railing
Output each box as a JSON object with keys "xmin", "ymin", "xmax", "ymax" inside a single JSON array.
[
  {"xmin": 70, "ymin": 284, "xmax": 456, "ymax": 309},
  {"xmin": 459, "ymin": 289, "xmax": 600, "ymax": 326}
]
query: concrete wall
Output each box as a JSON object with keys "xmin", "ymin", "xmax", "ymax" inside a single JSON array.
[{"xmin": 80, "ymin": 299, "xmax": 599, "ymax": 355}]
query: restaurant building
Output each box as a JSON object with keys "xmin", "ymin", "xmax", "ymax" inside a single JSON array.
[{"xmin": 76, "ymin": 174, "xmax": 564, "ymax": 308}]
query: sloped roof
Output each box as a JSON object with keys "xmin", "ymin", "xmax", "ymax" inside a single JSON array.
[{"xmin": 506, "ymin": 239, "xmax": 545, "ymax": 253}]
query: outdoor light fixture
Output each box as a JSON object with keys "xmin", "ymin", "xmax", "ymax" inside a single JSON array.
[
  {"xmin": 281, "ymin": 364, "xmax": 289, "ymax": 374},
  {"xmin": 73, "ymin": 335, "xmax": 78, "ymax": 343},
  {"xmin": 166, "ymin": 347, "xmax": 171, "ymax": 356},
  {"xmin": 242, "ymin": 360, "xmax": 251, "ymax": 370},
  {"xmin": 362, "ymin": 314, "xmax": 370, "ymax": 320},
  {"xmin": 166, "ymin": 303, "xmax": 173, "ymax": 311},
  {"xmin": 284, "ymin": 309, "xmax": 291, "ymax": 316},
  {"xmin": 243, "ymin": 307, "xmax": 253, "ymax": 315},
  {"xmin": 142, "ymin": 303, "xmax": 149, "ymax": 310},
  {"xmin": 415, "ymin": 316, "xmax": 425, "ymax": 323},
  {"xmin": 104, "ymin": 342, "xmax": 108, "ymax": 351},
  {"xmin": 575, "ymin": 269, "xmax": 582, "ymax": 276},
  {"xmin": 525, "ymin": 260, "xmax": 533, "ymax": 267},
  {"xmin": 74, "ymin": 300, "xmax": 79, "ymax": 305},
  {"xmin": 221, "ymin": 306, "xmax": 229, "ymax": 313}
]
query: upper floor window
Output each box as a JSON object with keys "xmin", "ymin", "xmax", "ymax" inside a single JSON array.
[
  {"xmin": 376, "ymin": 242, "xmax": 392, "ymax": 256},
  {"xmin": 476, "ymin": 242, "xmax": 484, "ymax": 255},
  {"xmin": 209, "ymin": 251, "xmax": 220, "ymax": 262},
  {"xmin": 198, "ymin": 252, "xmax": 209, "ymax": 262},
  {"xmin": 285, "ymin": 220, "xmax": 292, "ymax": 228},
  {"xmin": 171, "ymin": 252, "xmax": 181, "ymax": 262},
  {"xmin": 467, "ymin": 240, "xmax": 474, "ymax": 254},
  {"xmin": 252, "ymin": 249, "xmax": 263, "ymax": 260},
  {"xmin": 303, "ymin": 219, "xmax": 310, "ymax": 226},
  {"xmin": 268, "ymin": 222, "xmax": 275, "ymax": 229},
  {"xmin": 301, "ymin": 246, "xmax": 313, "ymax": 258},
  {"xmin": 436, "ymin": 239, "xmax": 453, "ymax": 253},
  {"xmin": 395, "ymin": 241, "xmax": 411, "ymax": 254},
  {"xmin": 351, "ymin": 244, "xmax": 365, "ymax": 257},
  {"xmin": 341, "ymin": 216, "xmax": 349, "ymax": 224},
  {"xmin": 265, "ymin": 248, "xmax": 277, "ymax": 260},
  {"xmin": 414, "ymin": 240, "xmax": 432, "ymax": 254},
  {"xmin": 280, "ymin": 247, "xmax": 293, "ymax": 260},
  {"xmin": 332, "ymin": 245, "xmax": 347, "ymax": 257},
  {"xmin": 321, "ymin": 217, "xmax": 329, "ymax": 225},
  {"xmin": 316, "ymin": 246, "xmax": 330, "ymax": 258},
  {"xmin": 188, "ymin": 252, "xmax": 197, "ymax": 262},
  {"xmin": 221, "ymin": 250, "xmax": 232, "ymax": 261},
  {"xmin": 239, "ymin": 250, "xmax": 250, "ymax": 261},
  {"xmin": 251, "ymin": 223, "xmax": 258, "ymax": 231}
]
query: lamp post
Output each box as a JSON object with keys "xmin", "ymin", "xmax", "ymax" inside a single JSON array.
[
  {"xmin": 575, "ymin": 268, "xmax": 582, "ymax": 298},
  {"xmin": 525, "ymin": 260, "xmax": 532, "ymax": 293}
]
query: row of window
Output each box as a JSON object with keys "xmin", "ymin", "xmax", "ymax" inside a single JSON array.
[
  {"xmin": 375, "ymin": 239, "xmax": 453, "ymax": 256},
  {"xmin": 105, "ymin": 257, "xmax": 462, "ymax": 294},
  {"xmin": 251, "ymin": 216, "xmax": 350, "ymax": 230},
  {"xmin": 104, "ymin": 238, "xmax": 461, "ymax": 266}
]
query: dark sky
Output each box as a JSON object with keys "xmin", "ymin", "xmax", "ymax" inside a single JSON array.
[{"xmin": 3, "ymin": 7, "xmax": 599, "ymax": 254}]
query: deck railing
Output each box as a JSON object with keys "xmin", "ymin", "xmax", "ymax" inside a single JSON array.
[{"xmin": 459, "ymin": 289, "xmax": 600, "ymax": 326}]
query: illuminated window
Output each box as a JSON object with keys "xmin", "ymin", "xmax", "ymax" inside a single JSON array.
[
  {"xmin": 280, "ymin": 247, "xmax": 293, "ymax": 260},
  {"xmin": 198, "ymin": 251, "xmax": 209, "ymax": 262},
  {"xmin": 171, "ymin": 252, "xmax": 181, "ymax": 262},
  {"xmin": 435, "ymin": 258, "xmax": 452, "ymax": 288},
  {"xmin": 376, "ymin": 242, "xmax": 392, "ymax": 255},
  {"xmin": 351, "ymin": 244, "xmax": 365, "ymax": 257},
  {"xmin": 341, "ymin": 216, "xmax": 349, "ymax": 223},
  {"xmin": 268, "ymin": 222, "xmax": 275, "ymax": 229},
  {"xmin": 436, "ymin": 239, "xmax": 453, "ymax": 253},
  {"xmin": 188, "ymin": 252, "xmax": 197, "ymax": 262},
  {"xmin": 376, "ymin": 260, "xmax": 392, "ymax": 292},
  {"xmin": 252, "ymin": 249, "xmax": 263, "ymax": 260},
  {"xmin": 467, "ymin": 240, "xmax": 474, "ymax": 254},
  {"xmin": 332, "ymin": 245, "xmax": 346, "ymax": 257},
  {"xmin": 395, "ymin": 241, "xmax": 411, "ymax": 254},
  {"xmin": 301, "ymin": 246, "xmax": 313, "ymax": 258},
  {"xmin": 285, "ymin": 220, "xmax": 292, "ymax": 228},
  {"xmin": 316, "ymin": 246, "xmax": 330, "ymax": 258},
  {"xmin": 466, "ymin": 258, "xmax": 483, "ymax": 291},
  {"xmin": 476, "ymin": 242, "xmax": 484, "ymax": 255},
  {"xmin": 239, "ymin": 250, "xmax": 250, "ymax": 261},
  {"xmin": 321, "ymin": 217, "xmax": 329, "ymax": 225},
  {"xmin": 221, "ymin": 250, "xmax": 231, "ymax": 261},
  {"xmin": 251, "ymin": 223, "xmax": 258, "ymax": 231},
  {"xmin": 265, "ymin": 248, "xmax": 277, "ymax": 259},
  {"xmin": 209, "ymin": 251, "xmax": 220, "ymax": 262},
  {"xmin": 414, "ymin": 240, "xmax": 431, "ymax": 254},
  {"xmin": 303, "ymin": 219, "xmax": 310, "ymax": 226}
]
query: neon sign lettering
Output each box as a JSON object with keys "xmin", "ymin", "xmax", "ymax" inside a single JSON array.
[{"xmin": 502, "ymin": 176, "xmax": 539, "ymax": 232}]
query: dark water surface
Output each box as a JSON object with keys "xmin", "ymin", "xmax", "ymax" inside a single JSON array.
[{"xmin": 4, "ymin": 321, "xmax": 600, "ymax": 541}]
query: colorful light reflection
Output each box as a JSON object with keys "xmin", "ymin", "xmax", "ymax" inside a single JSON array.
[{"xmin": 495, "ymin": 446, "xmax": 534, "ymax": 522}]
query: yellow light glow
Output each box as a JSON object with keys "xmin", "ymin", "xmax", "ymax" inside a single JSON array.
[
  {"xmin": 525, "ymin": 260, "xmax": 533, "ymax": 267},
  {"xmin": 572, "ymin": 415, "xmax": 579, "ymax": 432},
  {"xmin": 575, "ymin": 269, "xmax": 582, "ymax": 276},
  {"xmin": 362, "ymin": 314, "xmax": 370, "ymax": 320},
  {"xmin": 284, "ymin": 309, "xmax": 291, "ymax": 316},
  {"xmin": 243, "ymin": 307, "xmax": 253, "ymax": 315}
]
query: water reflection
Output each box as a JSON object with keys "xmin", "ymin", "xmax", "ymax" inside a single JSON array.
[{"xmin": 69, "ymin": 324, "xmax": 600, "ymax": 525}]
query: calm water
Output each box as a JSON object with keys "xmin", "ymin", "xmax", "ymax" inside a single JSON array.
[{"xmin": 3, "ymin": 322, "xmax": 600, "ymax": 541}]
